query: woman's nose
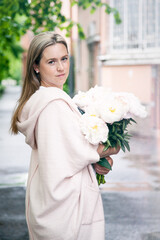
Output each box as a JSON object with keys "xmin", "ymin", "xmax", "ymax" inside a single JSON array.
[{"xmin": 57, "ymin": 61, "xmax": 64, "ymax": 71}]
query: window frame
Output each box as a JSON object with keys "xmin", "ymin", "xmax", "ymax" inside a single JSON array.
[{"xmin": 109, "ymin": 0, "xmax": 160, "ymax": 53}]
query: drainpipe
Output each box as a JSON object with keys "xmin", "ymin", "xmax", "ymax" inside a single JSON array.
[
  {"xmin": 98, "ymin": 6, "xmax": 102, "ymax": 86},
  {"xmin": 68, "ymin": 0, "xmax": 75, "ymax": 97}
]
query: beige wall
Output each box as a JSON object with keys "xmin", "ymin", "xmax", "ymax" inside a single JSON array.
[
  {"xmin": 75, "ymin": 7, "xmax": 101, "ymax": 92},
  {"xmin": 101, "ymin": 64, "xmax": 153, "ymax": 136},
  {"xmin": 75, "ymin": 39, "xmax": 89, "ymax": 91},
  {"xmin": 101, "ymin": 65, "xmax": 152, "ymax": 103},
  {"xmin": 75, "ymin": 4, "xmax": 111, "ymax": 92}
]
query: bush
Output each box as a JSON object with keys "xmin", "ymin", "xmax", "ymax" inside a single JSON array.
[{"xmin": 0, "ymin": 85, "xmax": 6, "ymax": 97}]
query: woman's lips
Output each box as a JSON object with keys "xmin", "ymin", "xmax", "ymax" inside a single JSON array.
[{"xmin": 56, "ymin": 73, "xmax": 65, "ymax": 77}]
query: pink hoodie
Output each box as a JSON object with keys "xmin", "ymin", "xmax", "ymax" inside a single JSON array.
[{"xmin": 17, "ymin": 87, "xmax": 105, "ymax": 240}]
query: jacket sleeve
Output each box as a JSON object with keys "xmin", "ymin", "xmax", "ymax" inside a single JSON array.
[
  {"xmin": 28, "ymin": 99, "xmax": 100, "ymax": 240},
  {"xmin": 36, "ymin": 99, "xmax": 99, "ymax": 176}
]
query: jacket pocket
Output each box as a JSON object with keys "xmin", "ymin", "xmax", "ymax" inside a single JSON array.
[{"xmin": 81, "ymin": 185, "xmax": 104, "ymax": 225}]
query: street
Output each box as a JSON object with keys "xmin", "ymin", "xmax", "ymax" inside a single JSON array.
[{"xmin": 0, "ymin": 86, "xmax": 160, "ymax": 240}]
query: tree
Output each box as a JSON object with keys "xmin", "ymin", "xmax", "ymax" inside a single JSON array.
[
  {"xmin": 0, "ymin": 0, "xmax": 121, "ymax": 84},
  {"xmin": 71, "ymin": 0, "xmax": 121, "ymax": 22}
]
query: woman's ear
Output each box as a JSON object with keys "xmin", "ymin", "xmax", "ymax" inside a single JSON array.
[{"xmin": 33, "ymin": 64, "xmax": 39, "ymax": 74}]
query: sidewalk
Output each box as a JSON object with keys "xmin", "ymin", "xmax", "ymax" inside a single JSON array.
[
  {"xmin": 0, "ymin": 86, "xmax": 30, "ymax": 240},
  {"xmin": 0, "ymin": 86, "xmax": 160, "ymax": 240},
  {"xmin": 0, "ymin": 187, "xmax": 28, "ymax": 240},
  {"xmin": 0, "ymin": 86, "xmax": 30, "ymax": 188}
]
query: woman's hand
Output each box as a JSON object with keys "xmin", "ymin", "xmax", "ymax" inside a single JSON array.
[
  {"xmin": 97, "ymin": 144, "xmax": 120, "ymax": 158},
  {"xmin": 93, "ymin": 156, "xmax": 113, "ymax": 175},
  {"xmin": 95, "ymin": 144, "xmax": 120, "ymax": 175}
]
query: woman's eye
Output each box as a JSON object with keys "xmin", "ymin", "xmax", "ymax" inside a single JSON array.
[
  {"xmin": 62, "ymin": 57, "xmax": 68, "ymax": 62},
  {"xmin": 48, "ymin": 60, "xmax": 55, "ymax": 64}
]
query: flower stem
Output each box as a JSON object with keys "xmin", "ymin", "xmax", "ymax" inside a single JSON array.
[{"xmin": 96, "ymin": 173, "xmax": 106, "ymax": 185}]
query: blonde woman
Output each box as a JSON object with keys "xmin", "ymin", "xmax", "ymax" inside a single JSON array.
[{"xmin": 10, "ymin": 32, "xmax": 119, "ymax": 240}]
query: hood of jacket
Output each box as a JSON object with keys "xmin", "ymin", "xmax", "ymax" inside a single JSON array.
[{"xmin": 17, "ymin": 87, "xmax": 80, "ymax": 149}]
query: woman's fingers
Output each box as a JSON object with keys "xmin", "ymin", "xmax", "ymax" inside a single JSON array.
[
  {"xmin": 94, "ymin": 156, "xmax": 113, "ymax": 175},
  {"xmin": 106, "ymin": 156, "xmax": 113, "ymax": 168},
  {"xmin": 97, "ymin": 144, "xmax": 120, "ymax": 158},
  {"xmin": 103, "ymin": 145, "xmax": 120, "ymax": 156}
]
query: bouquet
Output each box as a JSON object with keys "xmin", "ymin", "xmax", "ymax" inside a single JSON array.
[{"xmin": 73, "ymin": 86, "xmax": 147, "ymax": 185}]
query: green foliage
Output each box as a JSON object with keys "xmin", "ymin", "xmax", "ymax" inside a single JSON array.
[
  {"xmin": 96, "ymin": 173, "xmax": 106, "ymax": 185},
  {"xmin": 63, "ymin": 79, "xmax": 69, "ymax": 94},
  {"xmin": 8, "ymin": 50, "xmax": 22, "ymax": 84},
  {"xmin": 0, "ymin": 0, "xmax": 28, "ymax": 83},
  {"xmin": 0, "ymin": 0, "xmax": 80, "ymax": 83},
  {"xmin": 0, "ymin": 85, "xmax": 5, "ymax": 98},
  {"xmin": 71, "ymin": 0, "xmax": 122, "ymax": 24},
  {"xmin": 103, "ymin": 118, "xmax": 136, "ymax": 152},
  {"xmin": 0, "ymin": 51, "xmax": 9, "ymax": 82}
]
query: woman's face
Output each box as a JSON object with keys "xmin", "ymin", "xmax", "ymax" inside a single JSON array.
[{"xmin": 35, "ymin": 43, "xmax": 69, "ymax": 89}]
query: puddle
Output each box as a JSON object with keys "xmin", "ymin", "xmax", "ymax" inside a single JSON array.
[{"xmin": 141, "ymin": 232, "xmax": 160, "ymax": 240}]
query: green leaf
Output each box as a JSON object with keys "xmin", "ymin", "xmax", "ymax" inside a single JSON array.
[
  {"xmin": 90, "ymin": 6, "xmax": 96, "ymax": 14},
  {"xmin": 113, "ymin": 10, "xmax": 122, "ymax": 24},
  {"xmin": 124, "ymin": 133, "xmax": 132, "ymax": 140},
  {"xmin": 117, "ymin": 138, "xmax": 122, "ymax": 147},
  {"xmin": 121, "ymin": 142, "xmax": 125, "ymax": 152},
  {"xmin": 71, "ymin": 0, "xmax": 78, "ymax": 6},
  {"xmin": 112, "ymin": 124, "xmax": 115, "ymax": 132},
  {"xmin": 95, "ymin": 0, "xmax": 102, "ymax": 7},
  {"xmin": 96, "ymin": 173, "xmax": 106, "ymax": 185},
  {"xmin": 79, "ymin": 30, "xmax": 85, "ymax": 39},
  {"xmin": 117, "ymin": 133, "xmax": 124, "ymax": 141},
  {"xmin": 77, "ymin": 23, "xmax": 86, "ymax": 39},
  {"xmin": 96, "ymin": 173, "xmax": 101, "ymax": 185},
  {"xmin": 105, "ymin": 4, "xmax": 112, "ymax": 14},
  {"xmin": 98, "ymin": 157, "xmax": 112, "ymax": 170},
  {"xmin": 103, "ymin": 139, "xmax": 111, "ymax": 150},
  {"xmin": 60, "ymin": 15, "xmax": 66, "ymax": 23},
  {"xmin": 102, "ymin": 175, "xmax": 106, "ymax": 184},
  {"xmin": 110, "ymin": 135, "xmax": 117, "ymax": 140},
  {"xmin": 123, "ymin": 141, "xmax": 130, "ymax": 152},
  {"xmin": 103, "ymin": 145, "xmax": 109, "ymax": 151},
  {"xmin": 122, "ymin": 120, "xmax": 127, "ymax": 130},
  {"xmin": 130, "ymin": 118, "xmax": 137, "ymax": 124}
]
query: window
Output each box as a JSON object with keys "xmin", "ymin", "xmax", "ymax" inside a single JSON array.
[
  {"xmin": 112, "ymin": 0, "xmax": 124, "ymax": 49},
  {"xmin": 111, "ymin": 0, "xmax": 160, "ymax": 50}
]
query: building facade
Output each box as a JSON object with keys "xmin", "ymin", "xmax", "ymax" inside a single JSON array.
[{"xmin": 74, "ymin": 0, "xmax": 160, "ymax": 136}]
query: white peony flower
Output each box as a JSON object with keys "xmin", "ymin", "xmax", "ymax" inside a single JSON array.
[
  {"xmin": 80, "ymin": 114, "xmax": 109, "ymax": 145},
  {"xmin": 85, "ymin": 103, "xmax": 100, "ymax": 118},
  {"xmin": 115, "ymin": 92, "xmax": 147, "ymax": 118},
  {"xmin": 99, "ymin": 95, "xmax": 129, "ymax": 124},
  {"xmin": 73, "ymin": 86, "xmax": 112, "ymax": 111},
  {"xmin": 87, "ymin": 85, "xmax": 112, "ymax": 103},
  {"xmin": 72, "ymin": 91, "xmax": 92, "ymax": 110},
  {"xmin": 74, "ymin": 86, "xmax": 147, "ymax": 126}
]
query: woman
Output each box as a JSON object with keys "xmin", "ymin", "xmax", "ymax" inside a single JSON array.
[{"xmin": 10, "ymin": 32, "xmax": 119, "ymax": 240}]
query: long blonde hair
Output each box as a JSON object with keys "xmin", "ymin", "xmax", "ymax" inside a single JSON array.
[{"xmin": 10, "ymin": 32, "xmax": 68, "ymax": 134}]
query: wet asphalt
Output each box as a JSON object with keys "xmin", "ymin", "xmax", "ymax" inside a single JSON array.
[{"xmin": 0, "ymin": 86, "xmax": 160, "ymax": 240}]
